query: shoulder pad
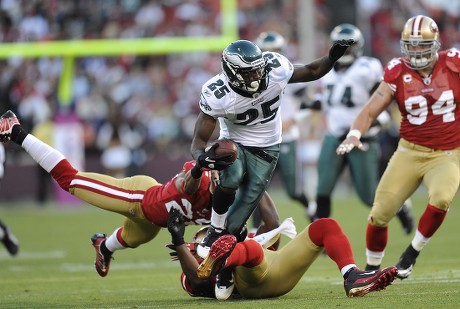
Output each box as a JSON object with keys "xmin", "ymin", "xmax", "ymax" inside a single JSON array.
[
  {"xmin": 444, "ymin": 49, "xmax": 460, "ymax": 73},
  {"xmin": 265, "ymin": 52, "xmax": 293, "ymax": 82},
  {"xmin": 383, "ymin": 57, "xmax": 404, "ymax": 83}
]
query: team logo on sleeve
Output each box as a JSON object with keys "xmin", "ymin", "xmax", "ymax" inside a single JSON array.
[
  {"xmin": 403, "ymin": 74, "xmax": 412, "ymax": 83},
  {"xmin": 199, "ymin": 95, "xmax": 212, "ymax": 111}
]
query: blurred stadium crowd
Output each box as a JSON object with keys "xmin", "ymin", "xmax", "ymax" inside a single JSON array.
[{"xmin": 0, "ymin": 0, "xmax": 459, "ymax": 199}]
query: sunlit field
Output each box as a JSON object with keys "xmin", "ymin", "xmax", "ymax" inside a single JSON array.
[{"xmin": 1, "ymin": 187, "xmax": 460, "ymax": 308}]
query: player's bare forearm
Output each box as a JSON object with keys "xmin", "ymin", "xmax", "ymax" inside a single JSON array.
[
  {"xmin": 289, "ymin": 56, "xmax": 334, "ymax": 83},
  {"xmin": 175, "ymin": 245, "xmax": 212, "ymax": 290},
  {"xmin": 182, "ymin": 170, "xmax": 201, "ymax": 195},
  {"xmin": 257, "ymin": 191, "xmax": 281, "ymax": 249},
  {"xmin": 352, "ymin": 83, "xmax": 393, "ymax": 133},
  {"xmin": 351, "ymin": 106, "xmax": 374, "ymax": 134},
  {"xmin": 176, "ymin": 245, "xmax": 200, "ymax": 275},
  {"xmin": 258, "ymin": 191, "xmax": 280, "ymax": 231},
  {"xmin": 191, "ymin": 112, "xmax": 217, "ymax": 159},
  {"xmin": 337, "ymin": 83, "xmax": 393, "ymax": 155}
]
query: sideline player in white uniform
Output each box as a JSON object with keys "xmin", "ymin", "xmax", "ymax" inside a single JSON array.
[
  {"xmin": 189, "ymin": 38, "xmax": 355, "ymax": 260},
  {"xmin": 313, "ymin": 24, "xmax": 414, "ymax": 234}
]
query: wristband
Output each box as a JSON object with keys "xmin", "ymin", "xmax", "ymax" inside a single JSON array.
[
  {"xmin": 346, "ymin": 129, "xmax": 362, "ymax": 140},
  {"xmin": 190, "ymin": 165, "xmax": 203, "ymax": 179}
]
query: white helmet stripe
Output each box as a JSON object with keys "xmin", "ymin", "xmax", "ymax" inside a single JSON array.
[{"xmin": 411, "ymin": 15, "xmax": 423, "ymax": 37}]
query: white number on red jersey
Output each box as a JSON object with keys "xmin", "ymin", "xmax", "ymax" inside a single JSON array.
[
  {"xmin": 165, "ymin": 199, "xmax": 193, "ymax": 220},
  {"xmin": 405, "ymin": 90, "xmax": 455, "ymax": 125}
]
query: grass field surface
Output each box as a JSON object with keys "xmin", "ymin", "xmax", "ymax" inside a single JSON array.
[{"xmin": 1, "ymin": 188, "xmax": 460, "ymax": 308}]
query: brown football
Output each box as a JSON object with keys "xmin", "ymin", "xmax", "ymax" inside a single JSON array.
[{"xmin": 214, "ymin": 138, "xmax": 238, "ymax": 162}]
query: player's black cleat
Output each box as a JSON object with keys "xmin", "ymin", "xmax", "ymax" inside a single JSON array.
[
  {"xmin": 365, "ymin": 264, "xmax": 380, "ymax": 271},
  {"xmin": 215, "ymin": 267, "xmax": 235, "ymax": 300},
  {"xmin": 91, "ymin": 233, "xmax": 113, "ymax": 277},
  {"xmin": 0, "ymin": 220, "xmax": 19, "ymax": 256},
  {"xmin": 396, "ymin": 200, "xmax": 415, "ymax": 235},
  {"xmin": 197, "ymin": 225, "xmax": 227, "ymax": 258},
  {"xmin": 395, "ymin": 244, "xmax": 419, "ymax": 279}
]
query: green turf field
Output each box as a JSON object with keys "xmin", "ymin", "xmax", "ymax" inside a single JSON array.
[{"xmin": 1, "ymin": 188, "xmax": 459, "ymax": 308}]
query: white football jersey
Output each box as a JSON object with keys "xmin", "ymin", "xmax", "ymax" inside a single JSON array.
[
  {"xmin": 199, "ymin": 52, "xmax": 294, "ymax": 147},
  {"xmin": 315, "ymin": 56, "xmax": 383, "ymax": 137}
]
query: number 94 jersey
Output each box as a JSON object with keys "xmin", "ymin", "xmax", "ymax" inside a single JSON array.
[
  {"xmin": 198, "ymin": 52, "xmax": 294, "ymax": 147},
  {"xmin": 383, "ymin": 49, "xmax": 460, "ymax": 149}
]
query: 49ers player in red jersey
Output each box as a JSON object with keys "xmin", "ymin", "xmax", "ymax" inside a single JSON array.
[
  {"xmin": 166, "ymin": 208, "xmax": 397, "ymax": 299},
  {"xmin": 0, "ymin": 110, "xmax": 280, "ymax": 277},
  {"xmin": 337, "ymin": 15, "xmax": 460, "ymax": 279}
]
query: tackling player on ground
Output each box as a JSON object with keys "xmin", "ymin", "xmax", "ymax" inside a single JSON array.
[
  {"xmin": 0, "ymin": 110, "xmax": 280, "ymax": 276},
  {"xmin": 166, "ymin": 208, "xmax": 397, "ymax": 299}
]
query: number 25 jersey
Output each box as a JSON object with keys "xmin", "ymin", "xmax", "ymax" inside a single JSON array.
[
  {"xmin": 383, "ymin": 49, "xmax": 460, "ymax": 149},
  {"xmin": 198, "ymin": 52, "xmax": 294, "ymax": 147}
]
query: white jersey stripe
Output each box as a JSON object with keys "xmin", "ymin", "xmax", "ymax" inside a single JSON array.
[{"xmin": 69, "ymin": 178, "xmax": 144, "ymax": 201}]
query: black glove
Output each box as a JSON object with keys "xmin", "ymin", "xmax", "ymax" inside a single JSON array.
[
  {"xmin": 197, "ymin": 143, "xmax": 234, "ymax": 171},
  {"xmin": 328, "ymin": 39, "xmax": 355, "ymax": 62},
  {"xmin": 167, "ymin": 208, "xmax": 185, "ymax": 246}
]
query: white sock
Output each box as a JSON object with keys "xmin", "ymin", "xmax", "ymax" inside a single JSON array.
[
  {"xmin": 411, "ymin": 230, "xmax": 430, "ymax": 251},
  {"xmin": 105, "ymin": 228, "xmax": 128, "ymax": 252},
  {"xmin": 366, "ymin": 249, "xmax": 385, "ymax": 266},
  {"xmin": 22, "ymin": 135, "xmax": 65, "ymax": 172},
  {"xmin": 211, "ymin": 209, "xmax": 227, "ymax": 231},
  {"xmin": 341, "ymin": 264, "xmax": 357, "ymax": 276}
]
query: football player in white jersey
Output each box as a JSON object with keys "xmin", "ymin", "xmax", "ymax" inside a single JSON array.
[
  {"xmin": 312, "ymin": 24, "xmax": 414, "ymax": 234},
  {"xmin": 189, "ymin": 38, "xmax": 354, "ymax": 259}
]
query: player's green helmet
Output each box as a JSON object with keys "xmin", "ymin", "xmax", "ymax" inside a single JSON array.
[{"xmin": 221, "ymin": 40, "xmax": 269, "ymax": 95}]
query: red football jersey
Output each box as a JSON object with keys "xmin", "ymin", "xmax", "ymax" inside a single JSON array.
[
  {"xmin": 383, "ymin": 49, "xmax": 460, "ymax": 149},
  {"xmin": 141, "ymin": 161, "xmax": 212, "ymax": 226}
]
